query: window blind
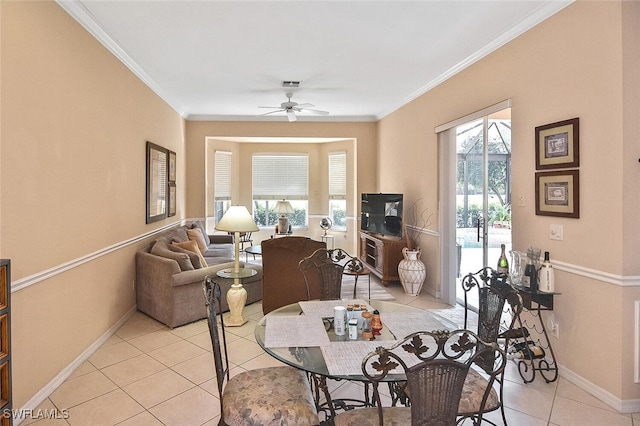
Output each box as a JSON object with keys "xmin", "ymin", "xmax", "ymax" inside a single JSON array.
[
  {"xmin": 328, "ymin": 152, "xmax": 346, "ymax": 199},
  {"xmin": 214, "ymin": 151, "xmax": 231, "ymax": 200},
  {"xmin": 252, "ymin": 155, "xmax": 308, "ymax": 200}
]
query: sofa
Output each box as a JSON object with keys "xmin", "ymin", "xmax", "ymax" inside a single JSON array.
[{"xmin": 135, "ymin": 221, "xmax": 263, "ymax": 328}]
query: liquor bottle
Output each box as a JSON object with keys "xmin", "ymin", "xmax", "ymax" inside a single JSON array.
[
  {"xmin": 539, "ymin": 251, "xmax": 555, "ymax": 293},
  {"xmin": 507, "ymin": 340, "xmax": 545, "ymax": 359},
  {"xmin": 497, "ymin": 244, "xmax": 509, "ymax": 275},
  {"xmin": 523, "ymin": 254, "xmax": 537, "ymax": 292}
]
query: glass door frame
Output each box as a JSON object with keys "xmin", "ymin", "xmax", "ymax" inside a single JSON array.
[{"xmin": 438, "ymin": 100, "xmax": 512, "ymax": 306}]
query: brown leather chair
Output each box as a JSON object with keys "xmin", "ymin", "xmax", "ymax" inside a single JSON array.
[{"xmin": 261, "ymin": 236, "xmax": 326, "ymax": 314}]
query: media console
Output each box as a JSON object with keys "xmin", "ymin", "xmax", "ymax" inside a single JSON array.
[{"xmin": 359, "ymin": 231, "xmax": 404, "ymax": 287}]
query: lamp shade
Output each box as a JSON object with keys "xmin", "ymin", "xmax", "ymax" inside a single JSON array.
[
  {"xmin": 215, "ymin": 206, "xmax": 259, "ymax": 233},
  {"xmin": 274, "ymin": 200, "xmax": 294, "ymax": 214}
]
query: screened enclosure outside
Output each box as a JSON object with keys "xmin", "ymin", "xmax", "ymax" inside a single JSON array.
[{"xmin": 456, "ymin": 116, "xmax": 512, "ymax": 307}]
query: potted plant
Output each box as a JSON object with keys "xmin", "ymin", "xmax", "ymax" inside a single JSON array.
[{"xmin": 398, "ymin": 199, "xmax": 433, "ymax": 296}]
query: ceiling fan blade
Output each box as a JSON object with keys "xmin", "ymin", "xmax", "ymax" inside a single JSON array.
[
  {"xmin": 258, "ymin": 106, "xmax": 282, "ymax": 109},
  {"xmin": 296, "ymin": 103, "xmax": 315, "ymax": 108},
  {"xmin": 260, "ymin": 109, "xmax": 285, "ymax": 116},
  {"xmin": 287, "ymin": 110, "xmax": 297, "ymax": 122},
  {"xmin": 303, "ymin": 108, "xmax": 330, "ymax": 115}
]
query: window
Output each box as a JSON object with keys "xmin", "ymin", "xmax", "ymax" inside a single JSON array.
[
  {"xmin": 214, "ymin": 151, "xmax": 231, "ymax": 224},
  {"xmin": 328, "ymin": 152, "xmax": 347, "ymax": 230},
  {"xmin": 252, "ymin": 155, "xmax": 308, "ymax": 227}
]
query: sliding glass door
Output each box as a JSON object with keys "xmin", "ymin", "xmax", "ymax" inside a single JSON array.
[{"xmin": 438, "ymin": 102, "xmax": 511, "ymax": 308}]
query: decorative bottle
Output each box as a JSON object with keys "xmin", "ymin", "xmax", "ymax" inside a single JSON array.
[
  {"xmin": 539, "ymin": 251, "xmax": 555, "ymax": 293},
  {"xmin": 523, "ymin": 254, "xmax": 537, "ymax": 292},
  {"xmin": 497, "ymin": 244, "xmax": 509, "ymax": 275}
]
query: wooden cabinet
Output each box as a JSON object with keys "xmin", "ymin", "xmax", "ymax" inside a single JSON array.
[
  {"xmin": 359, "ymin": 232, "xmax": 404, "ymax": 286},
  {"xmin": 0, "ymin": 260, "xmax": 10, "ymax": 425}
]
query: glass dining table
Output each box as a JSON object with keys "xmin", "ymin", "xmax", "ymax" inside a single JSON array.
[{"xmin": 254, "ymin": 299, "xmax": 457, "ymax": 420}]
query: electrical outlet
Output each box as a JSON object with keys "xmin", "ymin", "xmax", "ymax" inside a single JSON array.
[{"xmin": 551, "ymin": 323, "xmax": 559, "ymax": 339}]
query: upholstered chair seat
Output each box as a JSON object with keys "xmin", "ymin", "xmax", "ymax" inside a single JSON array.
[
  {"xmin": 222, "ymin": 366, "xmax": 319, "ymax": 425},
  {"xmin": 203, "ymin": 277, "xmax": 319, "ymax": 426}
]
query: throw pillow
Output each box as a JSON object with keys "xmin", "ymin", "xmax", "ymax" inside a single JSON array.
[
  {"xmin": 187, "ymin": 228, "xmax": 208, "ymax": 252},
  {"xmin": 168, "ymin": 244, "xmax": 203, "ymax": 269},
  {"xmin": 191, "ymin": 221, "xmax": 211, "ymax": 245},
  {"xmin": 151, "ymin": 240, "xmax": 194, "ymax": 271},
  {"xmin": 172, "ymin": 240, "xmax": 209, "ymax": 268}
]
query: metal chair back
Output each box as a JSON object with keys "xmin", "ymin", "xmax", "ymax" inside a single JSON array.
[
  {"xmin": 202, "ymin": 277, "xmax": 230, "ymax": 409},
  {"xmin": 298, "ymin": 248, "xmax": 347, "ymax": 301},
  {"xmin": 362, "ymin": 329, "xmax": 506, "ymax": 425}
]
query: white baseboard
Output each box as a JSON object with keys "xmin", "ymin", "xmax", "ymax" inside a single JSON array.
[
  {"xmin": 14, "ymin": 306, "xmax": 137, "ymax": 425},
  {"xmin": 559, "ymin": 364, "xmax": 640, "ymax": 414}
]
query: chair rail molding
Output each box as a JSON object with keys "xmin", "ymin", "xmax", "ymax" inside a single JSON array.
[{"xmin": 12, "ymin": 221, "xmax": 180, "ymax": 292}]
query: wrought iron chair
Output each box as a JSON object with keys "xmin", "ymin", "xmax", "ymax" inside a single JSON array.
[
  {"xmin": 333, "ymin": 329, "xmax": 507, "ymax": 426},
  {"xmin": 298, "ymin": 248, "xmax": 366, "ymax": 416},
  {"xmin": 461, "ymin": 266, "xmax": 524, "ymax": 425},
  {"xmin": 298, "ymin": 248, "xmax": 362, "ymax": 301},
  {"xmin": 202, "ymin": 277, "xmax": 320, "ymax": 426}
]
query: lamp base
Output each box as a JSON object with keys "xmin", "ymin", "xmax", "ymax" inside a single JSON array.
[
  {"xmin": 278, "ymin": 215, "xmax": 290, "ymax": 234},
  {"xmin": 225, "ymin": 282, "xmax": 248, "ymax": 327}
]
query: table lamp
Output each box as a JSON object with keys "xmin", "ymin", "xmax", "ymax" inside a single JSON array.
[
  {"xmin": 215, "ymin": 205, "xmax": 259, "ymax": 326},
  {"xmin": 274, "ymin": 200, "xmax": 294, "ymax": 234}
]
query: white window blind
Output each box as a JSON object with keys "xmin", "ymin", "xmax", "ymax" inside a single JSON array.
[
  {"xmin": 328, "ymin": 152, "xmax": 347, "ymax": 199},
  {"xmin": 214, "ymin": 151, "xmax": 231, "ymax": 200},
  {"xmin": 252, "ymin": 155, "xmax": 308, "ymax": 200}
]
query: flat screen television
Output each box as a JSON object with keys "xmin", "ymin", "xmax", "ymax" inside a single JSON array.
[{"xmin": 360, "ymin": 193, "xmax": 403, "ymax": 238}]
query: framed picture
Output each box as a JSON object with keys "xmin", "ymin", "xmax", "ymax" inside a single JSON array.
[
  {"xmin": 168, "ymin": 150, "xmax": 176, "ymax": 182},
  {"xmin": 535, "ymin": 117, "xmax": 579, "ymax": 170},
  {"xmin": 535, "ymin": 169, "xmax": 579, "ymax": 218},
  {"xmin": 168, "ymin": 183, "xmax": 176, "ymax": 217},
  {"xmin": 146, "ymin": 141, "xmax": 168, "ymax": 223}
]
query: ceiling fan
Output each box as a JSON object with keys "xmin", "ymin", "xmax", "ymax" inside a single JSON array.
[{"xmin": 258, "ymin": 92, "xmax": 329, "ymax": 122}]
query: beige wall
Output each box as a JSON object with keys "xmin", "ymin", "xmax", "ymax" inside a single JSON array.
[
  {"xmin": 204, "ymin": 138, "xmax": 359, "ymax": 252},
  {"xmin": 378, "ymin": 1, "xmax": 640, "ymax": 405},
  {"xmin": 2, "ymin": 0, "xmax": 639, "ymax": 413},
  {"xmin": 1, "ymin": 1, "xmax": 186, "ymax": 406},
  {"xmin": 186, "ymin": 122, "xmax": 377, "ymax": 253}
]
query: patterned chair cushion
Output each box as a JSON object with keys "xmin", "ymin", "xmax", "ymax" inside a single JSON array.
[
  {"xmin": 334, "ymin": 407, "xmax": 410, "ymax": 425},
  {"xmin": 334, "ymin": 369, "xmax": 499, "ymax": 425},
  {"xmin": 223, "ymin": 366, "xmax": 320, "ymax": 426},
  {"xmin": 458, "ymin": 368, "xmax": 500, "ymax": 415}
]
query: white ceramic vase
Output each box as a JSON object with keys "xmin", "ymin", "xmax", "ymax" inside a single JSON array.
[{"xmin": 398, "ymin": 247, "xmax": 426, "ymax": 296}]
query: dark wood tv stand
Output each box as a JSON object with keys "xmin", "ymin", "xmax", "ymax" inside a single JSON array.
[{"xmin": 359, "ymin": 231, "xmax": 405, "ymax": 287}]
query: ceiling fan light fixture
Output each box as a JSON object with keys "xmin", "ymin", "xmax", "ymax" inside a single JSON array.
[{"xmin": 286, "ymin": 110, "xmax": 297, "ymax": 122}]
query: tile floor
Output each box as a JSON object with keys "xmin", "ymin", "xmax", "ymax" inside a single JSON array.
[{"xmin": 22, "ymin": 277, "xmax": 640, "ymax": 426}]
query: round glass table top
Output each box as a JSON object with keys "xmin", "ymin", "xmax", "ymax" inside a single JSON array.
[{"xmin": 254, "ymin": 300, "xmax": 456, "ymax": 382}]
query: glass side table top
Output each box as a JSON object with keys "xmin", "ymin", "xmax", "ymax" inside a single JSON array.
[{"xmin": 216, "ymin": 268, "xmax": 257, "ymax": 279}]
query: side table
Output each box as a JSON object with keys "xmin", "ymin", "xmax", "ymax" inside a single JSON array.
[
  {"xmin": 244, "ymin": 245, "xmax": 262, "ymax": 262},
  {"xmin": 343, "ymin": 267, "xmax": 371, "ymax": 299},
  {"xmin": 321, "ymin": 234, "xmax": 335, "ymax": 249},
  {"xmin": 216, "ymin": 267, "xmax": 257, "ymax": 327}
]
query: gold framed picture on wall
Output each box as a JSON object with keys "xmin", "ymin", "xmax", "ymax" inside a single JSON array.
[
  {"xmin": 146, "ymin": 141, "xmax": 168, "ymax": 223},
  {"xmin": 168, "ymin": 183, "xmax": 176, "ymax": 217},
  {"xmin": 535, "ymin": 117, "xmax": 579, "ymax": 170},
  {"xmin": 168, "ymin": 150, "xmax": 176, "ymax": 182},
  {"xmin": 535, "ymin": 169, "xmax": 580, "ymax": 218}
]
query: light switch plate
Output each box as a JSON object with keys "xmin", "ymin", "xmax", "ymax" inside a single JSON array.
[{"xmin": 550, "ymin": 224, "xmax": 563, "ymax": 240}]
